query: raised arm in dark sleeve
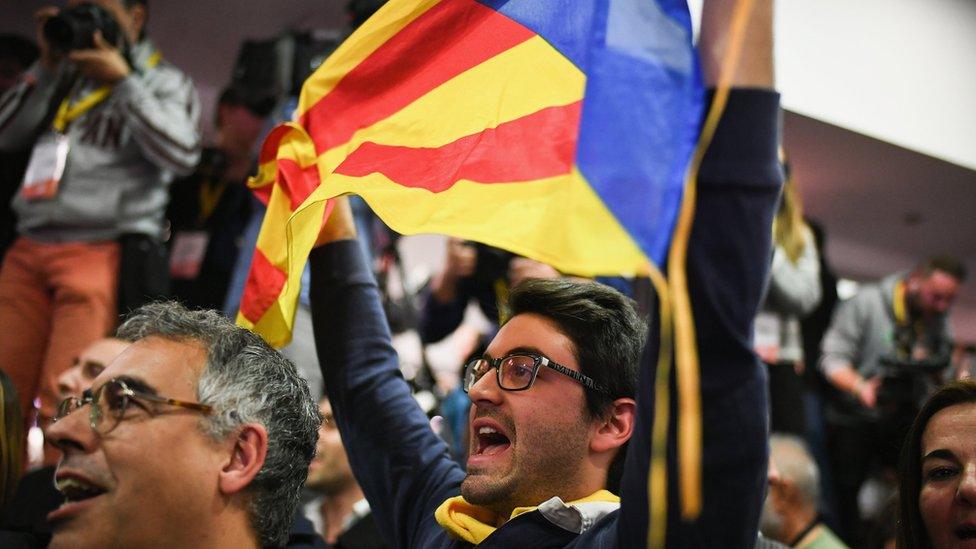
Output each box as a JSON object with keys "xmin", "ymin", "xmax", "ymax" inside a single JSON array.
[{"xmin": 309, "ymin": 236, "xmax": 466, "ymax": 548}]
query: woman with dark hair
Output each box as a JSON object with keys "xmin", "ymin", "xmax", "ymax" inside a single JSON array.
[{"xmin": 898, "ymin": 379, "xmax": 976, "ymax": 548}]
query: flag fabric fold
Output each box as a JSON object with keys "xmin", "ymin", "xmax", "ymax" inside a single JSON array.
[{"xmin": 237, "ymin": 0, "xmax": 702, "ymax": 349}]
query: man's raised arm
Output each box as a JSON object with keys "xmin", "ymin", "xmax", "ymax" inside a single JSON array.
[
  {"xmin": 308, "ymin": 197, "xmax": 465, "ymax": 547},
  {"xmin": 615, "ymin": 0, "xmax": 783, "ymax": 547}
]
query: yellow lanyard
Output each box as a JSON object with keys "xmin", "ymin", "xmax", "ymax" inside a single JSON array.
[
  {"xmin": 52, "ymin": 86, "xmax": 112, "ymax": 133},
  {"xmin": 198, "ymin": 180, "xmax": 227, "ymax": 225},
  {"xmin": 893, "ymin": 280, "xmax": 907, "ymax": 326},
  {"xmin": 493, "ymin": 277, "xmax": 510, "ymax": 325},
  {"xmin": 52, "ymin": 49, "xmax": 163, "ymax": 133}
]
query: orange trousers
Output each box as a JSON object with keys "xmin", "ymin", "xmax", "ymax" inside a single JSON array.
[{"xmin": 0, "ymin": 237, "xmax": 119, "ymax": 435}]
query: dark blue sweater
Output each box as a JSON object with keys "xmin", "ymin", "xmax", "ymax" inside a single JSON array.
[{"xmin": 310, "ymin": 89, "xmax": 782, "ymax": 548}]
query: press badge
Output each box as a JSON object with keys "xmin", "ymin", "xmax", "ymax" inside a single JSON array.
[
  {"xmin": 21, "ymin": 133, "xmax": 69, "ymax": 200},
  {"xmin": 169, "ymin": 231, "xmax": 210, "ymax": 279}
]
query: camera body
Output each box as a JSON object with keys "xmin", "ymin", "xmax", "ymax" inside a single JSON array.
[
  {"xmin": 876, "ymin": 354, "xmax": 949, "ymax": 412},
  {"xmin": 195, "ymin": 147, "xmax": 229, "ymax": 182},
  {"xmin": 43, "ymin": 2, "xmax": 124, "ymax": 53}
]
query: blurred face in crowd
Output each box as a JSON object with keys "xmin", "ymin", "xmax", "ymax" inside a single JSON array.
[
  {"xmin": 66, "ymin": 0, "xmax": 146, "ymax": 45},
  {"xmin": 57, "ymin": 338, "xmax": 129, "ymax": 400},
  {"xmin": 45, "ymin": 336, "xmax": 225, "ymax": 548},
  {"xmin": 461, "ymin": 313, "xmax": 596, "ymax": 518},
  {"xmin": 910, "ymin": 269, "xmax": 961, "ymax": 319},
  {"xmin": 918, "ymin": 401, "xmax": 976, "ymax": 548},
  {"xmin": 217, "ymin": 103, "xmax": 265, "ymax": 159},
  {"xmin": 306, "ymin": 398, "xmax": 355, "ymax": 495}
]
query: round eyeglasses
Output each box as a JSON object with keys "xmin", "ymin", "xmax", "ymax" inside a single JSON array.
[
  {"xmin": 54, "ymin": 377, "xmax": 213, "ymax": 434},
  {"xmin": 462, "ymin": 353, "xmax": 609, "ymax": 395}
]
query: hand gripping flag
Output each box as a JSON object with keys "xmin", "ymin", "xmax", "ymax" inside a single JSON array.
[{"xmin": 238, "ymin": 0, "xmax": 705, "ymax": 544}]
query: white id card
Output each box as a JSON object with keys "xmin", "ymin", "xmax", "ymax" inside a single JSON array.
[
  {"xmin": 21, "ymin": 133, "xmax": 69, "ymax": 200},
  {"xmin": 169, "ymin": 231, "xmax": 210, "ymax": 279}
]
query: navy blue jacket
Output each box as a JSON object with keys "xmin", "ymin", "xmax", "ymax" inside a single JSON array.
[{"xmin": 309, "ymin": 89, "xmax": 782, "ymax": 548}]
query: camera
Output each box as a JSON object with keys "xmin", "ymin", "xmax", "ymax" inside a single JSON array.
[
  {"xmin": 195, "ymin": 147, "xmax": 229, "ymax": 182},
  {"xmin": 43, "ymin": 2, "xmax": 124, "ymax": 53},
  {"xmin": 876, "ymin": 354, "xmax": 949, "ymax": 408}
]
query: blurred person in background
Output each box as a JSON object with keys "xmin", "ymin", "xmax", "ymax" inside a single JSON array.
[
  {"xmin": 0, "ymin": 34, "xmax": 40, "ymax": 262},
  {"xmin": 166, "ymin": 85, "xmax": 270, "ymax": 310},
  {"xmin": 821, "ymin": 255, "xmax": 966, "ymax": 544},
  {"xmin": 304, "ymin": 397, "xmax": 385, "ymax": 548},
  {"xmin": 897, "ymin": 379, "xmax": 976, "ymax": 549},
  {"xmin": 799, "ymin": 219, "xmax": 840, "ymax": 529},
  {"xmin": 754, "ymin": 166, "xmax": 821, "ymax": 437},
  {"xmin": 1, "ymin": 336, "xmax": 130, "ymax": 548},
  {"xmin": 761, "ymin": 434, "xmax": 847, "ymax": 548},
  {"xmin": 0, "ymin": 0, "xmax": 201, "ymax": 465}
]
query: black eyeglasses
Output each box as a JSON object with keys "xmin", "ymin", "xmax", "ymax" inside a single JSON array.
[
  {"xmin": 463, "ymin": 354, "xmax": 609, "ymax": 395},
  {"xmin": 54, "ymin": 378, "xmax": 213, "ymax": 434}
]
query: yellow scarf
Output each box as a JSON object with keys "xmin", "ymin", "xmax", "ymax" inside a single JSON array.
[{"xmin": 434, "ymin": 489, "xmax": 620, "ymax": 544}]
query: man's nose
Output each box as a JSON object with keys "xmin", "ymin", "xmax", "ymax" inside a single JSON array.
[
  {"xmin": 468, "ymin": 368, "xmax": 504, "ymax": 404},
  {"xmin": 44, "ymin": 404, "xmax": 98, "ymax": 456}
]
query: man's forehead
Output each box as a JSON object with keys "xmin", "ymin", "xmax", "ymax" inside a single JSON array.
[
  {"xmin": 92, "ymin": 336, "xmax": 207, "ymax": 396},
  {"xmin": 487, "ymin": 313, "xmax": 578, "ymax": 367},
  {"xmin": 927, "ymin": 270, "xmax": 961, "ymax": 288}
]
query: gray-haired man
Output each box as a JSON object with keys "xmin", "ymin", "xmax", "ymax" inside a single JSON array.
[{"xmin": 45, "ymin": 302, "xmax": 320, "ymax": 548}]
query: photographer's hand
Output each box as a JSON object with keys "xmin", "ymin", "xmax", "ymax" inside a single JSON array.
[
  {"xmin": 68, "ymin": 31, "xmax": 131, "ymax": 85},
  {"xmin": 431, "ymin": 238, "xmax": 476, "ymax": 304},
  {"xmin": 854, "ymin": 376, "xmax": 882, "ymax": 409},
  {"xmin": 35, "ymin": 7, "xmax": 63, "ymax": 71}
]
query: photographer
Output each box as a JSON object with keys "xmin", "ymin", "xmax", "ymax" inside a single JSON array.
[
  {"xmin": 819, "ymin": 255, "xmax": 966, "ymax": 544},
  {"xmin": 0, "ymin": 0, "xmax": 200, "ymax": 459}
]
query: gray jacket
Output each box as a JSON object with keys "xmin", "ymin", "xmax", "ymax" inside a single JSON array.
[
  {"xmin": 755, "ymin": 227, "xmax": 821, "ymax": 363},
  {"xmin": 820, "ymin": 273, "xmax": 953, "ymax": 420},
  {"xmin": 0, "ymin": 40, "xmax": 200, "ymax": 242}
]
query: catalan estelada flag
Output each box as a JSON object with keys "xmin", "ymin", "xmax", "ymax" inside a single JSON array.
[
  {"xmin": 237, "ymin": 0, "xmax": 702, "ymax": 347},
  {"xmin": 238, "ymin": 1, "xmax": 724, "ymax": 544}
]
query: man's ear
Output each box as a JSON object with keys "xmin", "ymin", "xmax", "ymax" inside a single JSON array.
[
  {"xmin": 590, "ymin": 398, "xmax": 636, "ymax": 454},
  {"xmin": 218, "ymin": 423, "xmax": 268, "ymax": 496}
]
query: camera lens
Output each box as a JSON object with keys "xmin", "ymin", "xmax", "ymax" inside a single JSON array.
[{"xmin": 42, "ymin": 14, "xmax": 77, "ymax": 53}]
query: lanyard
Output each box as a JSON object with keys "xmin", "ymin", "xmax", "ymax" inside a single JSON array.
[
  {"xmin": 51, "ymin": 49, "xmax": 163, "ymax": 133},
  {"xmin": 893, "ymin": 280, "xmax": 907, "ymax": 326},
  {"xmin": 52, "ymin": 86, "xmax": 112, "ymax": 133},
  {"xmin": 198, "ymin": 179, "xmax": 227, "ymax": 225}
]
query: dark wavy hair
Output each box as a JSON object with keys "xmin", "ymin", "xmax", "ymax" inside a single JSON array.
[{"xmin": 898, "ymin": 379, "xmax": 976, "ymax": 548}]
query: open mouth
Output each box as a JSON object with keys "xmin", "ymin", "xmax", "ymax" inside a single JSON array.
[
  {"xmin": 475, "ymin": 426, "xmax": 511, "ymax": 456},
  {"xmin": 955, "ymin": 526, "xmax": 976, "ymax": 540},
  {"xmin": 56, "ymin": 477, "xmax": 107, "ymax": 504}
]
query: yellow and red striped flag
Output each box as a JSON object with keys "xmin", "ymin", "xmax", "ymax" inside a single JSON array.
[{"xmin": 237, "ymin": 0, "xmax": 702, "ymax": 350}]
